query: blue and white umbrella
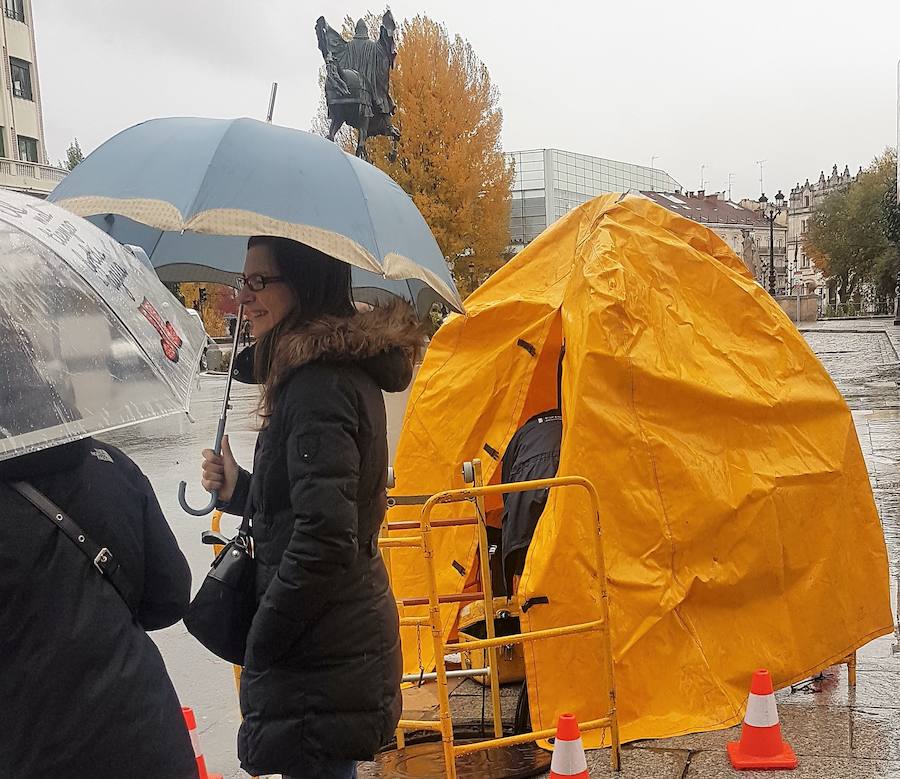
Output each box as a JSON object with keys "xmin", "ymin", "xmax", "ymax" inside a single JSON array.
[
  {"xmin": 51, "ymin": 116, "xmax": 463, "ymax": 515},
  {"xmin": 49, "ymin": 116, "xmax": 463, "ymax": 315}
]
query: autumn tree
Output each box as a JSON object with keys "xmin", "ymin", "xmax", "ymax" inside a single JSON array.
[
  {"xmin": 312, "ymin": 14, "xmax": 513, "ymax": 295},
  {"xmin": 177, "ymin": 282, "xmax": 233, "ymax": 337},
  {"xmin": 805, "ymin": 149, "xmax": 899, "ymax": 301}
]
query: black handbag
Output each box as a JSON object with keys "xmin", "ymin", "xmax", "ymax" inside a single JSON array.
[{"xmin": 184, "ymin": 511, "xmax": 256, "ymax": 665}]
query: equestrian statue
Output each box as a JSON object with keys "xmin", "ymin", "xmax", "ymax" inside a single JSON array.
[{"xmin": 315, "ymin": 11, "xmax": 401, "ymax": 161}]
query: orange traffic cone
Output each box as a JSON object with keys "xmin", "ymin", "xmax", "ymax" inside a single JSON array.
[
  {"xmin": 549, "ymin": 713, "xmax": 589, "ymax": 779},
  {"xmin": 727, "ymin": 669, "xmax": 798, "ymax": 770},
  {"xmin": 182, "ymin": 706, "xmax": 224, "ymax": 779}
]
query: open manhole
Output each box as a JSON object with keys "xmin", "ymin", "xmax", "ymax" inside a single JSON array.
[{"xmin": 369, "ymin": 740, "xmax": 550, "ymax": 778}]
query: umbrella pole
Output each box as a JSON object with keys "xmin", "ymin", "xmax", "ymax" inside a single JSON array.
[
  {"xmin": 178, "ymin": 305, "xmax": 245, "ymax": 516},
  {"xmin": 266, "ymin": 82, "xmax": 278, "ymax": 122}
]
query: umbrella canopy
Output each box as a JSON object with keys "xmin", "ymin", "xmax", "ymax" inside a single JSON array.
[
  {"xmin": 0, "ymin": 189, "xmax": 206, "ymax": 461},
  {"xmin": 48, "ymin": 117, "xmax": 463, "ymax": 316},
  {"xmin": 387, "ymin": 194, "xmax": 892, "ymax": 744}
]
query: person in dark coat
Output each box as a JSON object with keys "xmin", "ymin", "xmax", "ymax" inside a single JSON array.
[
  {"xmin": 201, "ymin": 236, "xmax": 420, "ymax": 779},
  {"xmin": 0, "ymin": 437, "xmax": 195, "ymax": 779},
  {"xmin": 499, "ymin": 409, "xmax": 562, "ymax": 594},
  {"xmin": 498, "ymin": 345, "xmax": 565, "ymax": 595}
]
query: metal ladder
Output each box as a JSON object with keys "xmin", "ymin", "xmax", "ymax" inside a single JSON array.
[{"xmin": 381, "ymin": 461, "xmax": 621, "ymax": 778}]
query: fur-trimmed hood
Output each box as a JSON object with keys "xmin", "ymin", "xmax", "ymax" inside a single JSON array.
[{"xmin": 233, "ymin": 298, "xmax": 424, "ymax": 393}]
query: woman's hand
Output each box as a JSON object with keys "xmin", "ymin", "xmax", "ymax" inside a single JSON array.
[{"xmin": 201, "ymin": 434, "xmax": 239, "ymax": 503}]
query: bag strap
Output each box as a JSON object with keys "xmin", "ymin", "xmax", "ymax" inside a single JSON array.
[
  {"xmin": 239, "ymin": 506, "xmax": 252, "ymax": 538},
  {"xmin": 10, "ymin": 481, "xmax": 135, "ymax": 613}
]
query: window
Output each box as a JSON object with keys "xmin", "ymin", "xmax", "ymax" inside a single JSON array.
[
  {"xmin": 801, "ymin": 218, "xmax": 808, "ymax": 234},
  {"xmin": 17, "ymin": 134, "xmax": 37, "ymax": 162},
  {"xmin": 4, "ymin": 0, "xmax": 24, "ymax": 22},
  {"xmin": 9, "ymin": 57, "xmax": 32, "ymax": 100},
  {"xmin": 804, "ymin": 195, "xmax": 810, "ymax": 208},
  {"xmin": 0, "ymin": 127, "xmax": 5, "ymax": 158}
]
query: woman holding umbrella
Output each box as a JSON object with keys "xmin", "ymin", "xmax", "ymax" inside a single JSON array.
[{"xmin": 201, "ymin": 236, "xmax": 422, "ymax": 779}]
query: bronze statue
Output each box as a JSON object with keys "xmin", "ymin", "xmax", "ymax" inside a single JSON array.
[{"xmin": 315, "ymin": 12, "xmax": 400, "ymax": 161}]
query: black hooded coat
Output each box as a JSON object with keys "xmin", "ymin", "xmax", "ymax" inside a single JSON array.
[
  {"xmin": 0, "ymin": 438, "xmax": 195, "ymax": 779},
  {"xmin": 218, "ymin": 301, "xmax": 421, "ymax": 776}
]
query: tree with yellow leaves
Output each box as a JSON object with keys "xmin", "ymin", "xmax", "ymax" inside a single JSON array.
[
  {"xmin": 177, "ymin": 282, "xmax": 229, "ymax": 337},
  {"xmin": 313, "ymin": 13, "xmax": 513, "ymax": 295}
]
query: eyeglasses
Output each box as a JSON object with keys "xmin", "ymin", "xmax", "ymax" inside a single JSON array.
[{"xmin": 236, "ymin": 273, "xmax": 285, "ymax": 292}]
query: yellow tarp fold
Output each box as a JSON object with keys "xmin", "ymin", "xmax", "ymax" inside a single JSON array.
[{"xmin": 389, "ymin": 194, "xmax": 892, "ymax": 744}]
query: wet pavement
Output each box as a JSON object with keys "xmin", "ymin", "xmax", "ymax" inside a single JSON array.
[{"xmin": 102, "ymin": 318, "xmax": 900, "ymax": 778}]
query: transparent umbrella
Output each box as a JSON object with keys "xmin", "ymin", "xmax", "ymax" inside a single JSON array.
[{"xmin": 0, "ymin": 189, "xmax": 206, "ymax": 462}]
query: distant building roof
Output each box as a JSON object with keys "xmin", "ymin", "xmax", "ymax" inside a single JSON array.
[{"xmin": 640, "ymin": 190, "xmax": 779, "ymax": 228}]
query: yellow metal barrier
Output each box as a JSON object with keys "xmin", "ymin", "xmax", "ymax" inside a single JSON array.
[
  {"xmin": 210, "ymin": 510, "xmax": 243, "ymax": 695},
  {"xmin": 382, "ymin": 458, "xmax": 505, "ymax": 751},
  {"xmin": 381, "ymin": 465, "xmax": 621, "ymax": 778}
]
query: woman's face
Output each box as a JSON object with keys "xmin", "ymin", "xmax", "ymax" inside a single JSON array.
[{"xmin": 237, "ymin": 243, "xmax": 298, "ymax": 338}]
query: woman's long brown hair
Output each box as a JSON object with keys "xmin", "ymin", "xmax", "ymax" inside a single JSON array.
[{"xmin": 248, "ymin": 236, "xmax": 354, "ymax": 418}]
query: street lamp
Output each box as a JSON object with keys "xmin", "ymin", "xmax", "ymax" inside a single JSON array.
[
  {"xmin": 790, "ymin": 253, "xmax": 802, "ymax": 323},
  {"xmin": 893, "ymin": 268, "xmax": 900, "ymax": 326},
  {"xmin": 758, "ymin": 190, "xmax": 785, "ymax": 294}
]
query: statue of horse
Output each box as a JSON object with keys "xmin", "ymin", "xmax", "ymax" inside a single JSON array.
[
  {"xmin": 316, "ymin": 13, "xmax": 401, "ymax": 163},
  {"xmin": 323, "ymin": 56, "xmax": 400, "ymax": 162}
]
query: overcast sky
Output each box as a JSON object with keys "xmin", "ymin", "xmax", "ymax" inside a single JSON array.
[{"xmin": 33, "ymin": 0, "xmax": 900, "ymax": 201}]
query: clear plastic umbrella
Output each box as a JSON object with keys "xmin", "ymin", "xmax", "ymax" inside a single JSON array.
[{"xmin": 0, "ymin": 189, "xmax": 206, "ymax": 462}]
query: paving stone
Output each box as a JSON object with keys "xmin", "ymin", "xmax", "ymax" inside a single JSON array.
[
  {"xmin": 685, "ymin": 750, "xmax": 900, "ymax": 778},
  {"xmin": 856, "ymin": 634, "xmax": 900, "ymax": 672},
  {"xmin": 534, "ymin": 745, "xmax": 689, "ymax": 779},
  {"xmin": 580, "ymin": 746, "xmax": 688, "ymax": 779},
  {"xmin": 852, "ymin": 707, "xmax": 900, "ymax": 761},
  {"xmin": 644, "ymin": 704, "xmax": 849, "ymax": 758}
]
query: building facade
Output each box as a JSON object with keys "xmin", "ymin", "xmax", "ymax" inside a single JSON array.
[
  {"xmin": 641, "ymin": 190, "xmax": 788, "ymax": 290},
  {"xmin": 507, "ymin": 149, "xmax": 682, "ymax": 250},
  {"xmin": 0, "ymin": 0, "xmax": 65, "ymax": 195},
  {"xmin": 786, "ymin": 164, "xmax": 858, "ymax": 300}
]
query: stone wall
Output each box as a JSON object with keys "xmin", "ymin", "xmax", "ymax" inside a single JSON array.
[{"xmin": 776, "ymin": 294, "xmax": 819, "ymax": 323}]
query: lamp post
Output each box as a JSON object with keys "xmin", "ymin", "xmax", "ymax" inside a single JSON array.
[
  {"xmin": 893, "ymin": 60, "xmax": 899, "ymax": 325},
  {"xmin": 758, "ymin": 190, "xmax": 785, "ymax": 295},
  {"xmin": 893, "ymin": 269, "xmax": 900, "ymax": 326}
]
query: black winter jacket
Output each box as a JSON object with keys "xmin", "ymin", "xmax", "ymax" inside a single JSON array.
[
  {"xmin": 220, "ymin": 301, "xmax": 421, "ymax": 776},
  {"xmin": 0, "ymin": 438, "xmax": 195, "ymax": 779}
]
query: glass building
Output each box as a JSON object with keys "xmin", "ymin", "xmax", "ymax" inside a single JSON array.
[{"xmin": 508, "ymin": 149, "xmax": 683, "ymax": 248}]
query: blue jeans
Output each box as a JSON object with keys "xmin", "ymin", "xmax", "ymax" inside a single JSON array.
[{"xmin": 284, "ymin": 760, "xmax": 357, "ymax": 779}]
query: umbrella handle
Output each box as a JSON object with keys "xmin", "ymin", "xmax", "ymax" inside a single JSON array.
[
  {"xmin": 177, "ymin": 305, "xmax": 244, "ymax": 518},
  {"xmin": 178, "ymin": 416, "xmax": 227, "ymax": 516},
  {"xmin": 178, "ymin": 481, "xmax": 218, "ymax": 516}
]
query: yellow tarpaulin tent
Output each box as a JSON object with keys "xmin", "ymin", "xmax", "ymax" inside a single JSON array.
[{"xmin": 388, "ymin": 194, "xmax": 893, "ymax": 745}]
